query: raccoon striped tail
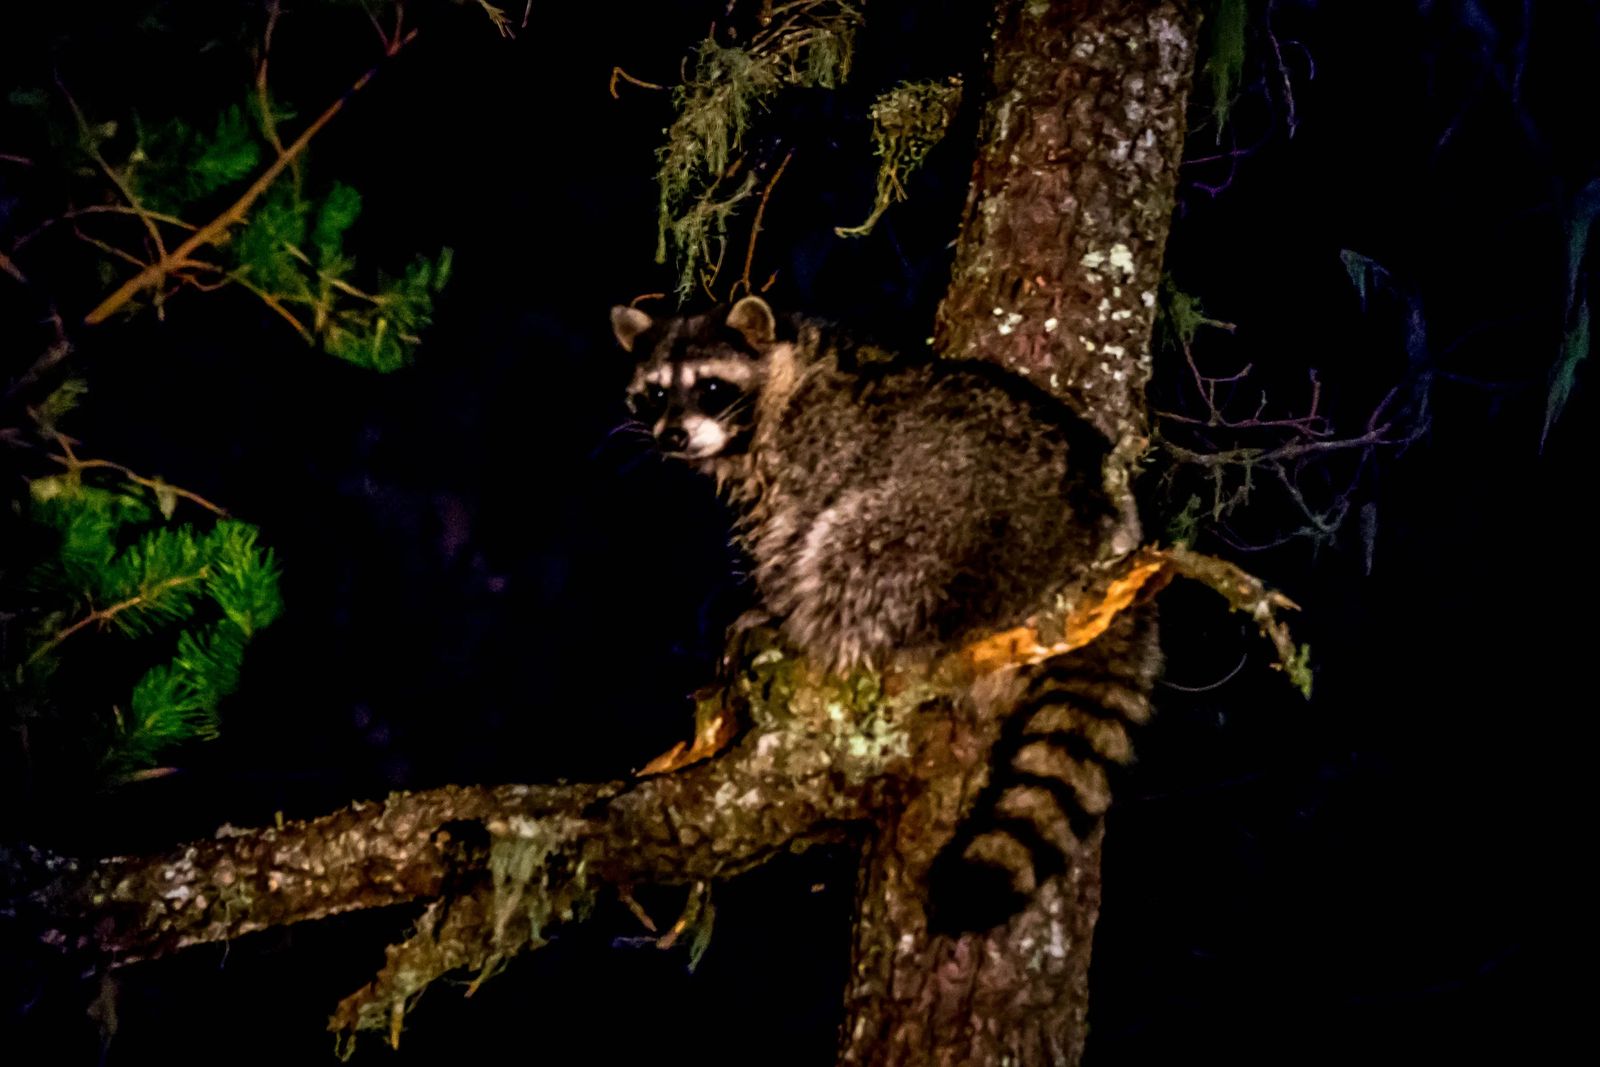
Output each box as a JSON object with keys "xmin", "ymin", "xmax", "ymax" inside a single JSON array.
[{"xmin": 928, "ymin": 615, "xmax": 1159, "ymax": 933}]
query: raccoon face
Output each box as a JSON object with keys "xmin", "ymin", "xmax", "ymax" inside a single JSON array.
[{"xmin": 611, "ymin": 297, "xmax": 776, "ymax": 462}]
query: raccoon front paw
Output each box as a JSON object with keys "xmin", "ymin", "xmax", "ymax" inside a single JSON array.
[{"xmin": 721, "ymin": 608, "xmax": 782, "ymax": 673}]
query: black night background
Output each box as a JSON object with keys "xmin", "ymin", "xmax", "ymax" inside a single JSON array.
[{"xmin": 1, "ymin": 1, "xmax": 1589, "ymax": 1064}]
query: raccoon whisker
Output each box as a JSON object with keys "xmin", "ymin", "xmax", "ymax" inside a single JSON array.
[
  {"xmin": 605, "ymin": 420, "xmax": 654, "ymax": 440},
  {"xmin": 1157, "ymin": 650, "xmax": 1248, "ymax": 693},
  {"xmin": 712, "ymin": 397, "xmax": 755, "ymax": 428}
]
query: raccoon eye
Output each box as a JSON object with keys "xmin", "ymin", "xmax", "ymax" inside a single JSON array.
[
  {"xmin": 629, "ymin": 384, "xmax": 667, "ymax": 420},
  {"xmin": 696, "ymin": 378, "xmax": 739, "ymax": 415}
]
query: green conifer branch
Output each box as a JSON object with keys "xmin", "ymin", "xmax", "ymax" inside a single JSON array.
[{"xmin": 83, "ymin": 27, "xmax": 419, "ymax": 326}]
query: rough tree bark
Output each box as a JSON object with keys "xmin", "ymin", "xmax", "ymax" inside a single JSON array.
[
  {"xmin": 8, "ymin": 2, "xmax": 1200, "ymax": 1063},
  {"xmin": 840, "ymin": 3, "xmax": 1197, "ymax": 1062}
]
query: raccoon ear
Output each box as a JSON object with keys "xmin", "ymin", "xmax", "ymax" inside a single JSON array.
[
  {"xmin": 725, "ymin": 295, "xmax": 776, "ymax": 350},
  {"xmin": 611, "ymin": 305, "xmax": 654, "ymax": 353}
]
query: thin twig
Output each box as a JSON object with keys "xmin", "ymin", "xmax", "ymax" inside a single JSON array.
[
  {"xmin": 256, "ymin": 0, "xmax": 298, "ymax": 190},
  {"xmin": 4, "ymin": 309, "xmax": 71, "ymax": 401},
  {"xmin": 13, "ymin": 205, "xmax": 197, "ymax": 253},
  {"xmin": 358, "ymin": 0, "xmax": 390, "ymax": 50},
  {"xmin": 28, "ymin": 570, "xmax": 211, "ymax": 663},
  {"xmin": 609, "ymin": 67, "xmax": 667, "ymax": 98},
  {"xmin": 226, "ymin": 272, "xmax": 315, "ymax": 343},
  {"xmin": 0, "ymin": 250, "xmax": 26, "ymax": 284},
  {"xmin": 57, "ymin": 76, "xmax": 173, "ymax": 317},
  {"xmin": 72, "ymin": 226, "xmax": 149, "ymax": 271},
  {"xmin": 49, "ymin": 435, "xmax": 231, "ymax": 517},
  {"xmin": 733, "ymin": 148, "xmax": 793, "ymax": 299}
]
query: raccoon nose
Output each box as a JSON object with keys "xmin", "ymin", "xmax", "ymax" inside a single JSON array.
[{"xmin": 659, "ymin": 426, "xmax": 690, "ymax": 452}]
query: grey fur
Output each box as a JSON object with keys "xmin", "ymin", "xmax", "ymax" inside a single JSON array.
[{"xmin": 616, "ymin": 296, "xmax": 1117, "ymax": 672}]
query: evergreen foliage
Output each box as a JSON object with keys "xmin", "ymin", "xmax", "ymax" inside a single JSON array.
[
  {"xmin": 14, "ymin": 472, "xmax": 283, "ymax": 779},
  {"xmin": 3, "ymin": 81, "xmax": 451, "ymax": 371},
  {"xmin": 134, "ymin": 103, "xmax": 263, "ymax": 215},
  {"xmin": 0, "ymin": 0, "xmax": 462, "ymax": 809}
]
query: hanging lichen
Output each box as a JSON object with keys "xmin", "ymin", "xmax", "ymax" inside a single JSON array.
[
  {"xmin": 656, "ymin": 1, "xmax": 862, "ymax": 299},
  {"xmin": 836, "ymin": 77, "xmax": 961, "ymax": 238}
]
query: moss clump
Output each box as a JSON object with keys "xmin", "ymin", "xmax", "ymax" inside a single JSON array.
[
  {"xmin": 836, "ymin": 78, "xmax": 962, "ymax": 239},
  {"xmin": 656, "ymin": 2, "xmax": 862, "ymax": 298}
]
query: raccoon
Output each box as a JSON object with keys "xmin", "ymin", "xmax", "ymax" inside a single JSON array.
[{"xmin": 612, "ymin": 296, "xmax": 1160, "ymax": 929}]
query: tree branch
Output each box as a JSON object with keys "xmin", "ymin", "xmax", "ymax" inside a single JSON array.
[
  {"xmin": 82, "ymin": 30, "xmax": 418, "ymax": 327},
  {"xmin": 21, "ymin": 715, "xmax": 883, "ymax": 973}
]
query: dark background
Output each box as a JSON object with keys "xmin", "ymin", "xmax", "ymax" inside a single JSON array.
[{"xmin": 2, "ymin": 1, "xmax": 1590, "ymax": 1063}]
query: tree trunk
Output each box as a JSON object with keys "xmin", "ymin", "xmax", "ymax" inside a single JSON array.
[{"xmin": 838, "ymin": 2, "xmax": 1199, "ymax": 1063}]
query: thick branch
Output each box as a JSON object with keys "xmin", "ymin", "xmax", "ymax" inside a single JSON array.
[{"xmin": 21, "ymin": 719, "xmax": 882, "ymax": 968}]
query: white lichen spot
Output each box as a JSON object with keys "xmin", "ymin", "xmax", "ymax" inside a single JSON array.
[
  {"xmin": 1111, "ymin": 308, "xmax": 1133, "ymax": 321},
  {"xmin": 992, "ymin": 306, "xmax": 1004, "ymax": 316},
  {"xmin": 1112, "ymin": 369, "xmax": 1126, "ymax": 381},
  {"xmin": 900, "ymin": 932, "xmax": 916, "ymax": 952},
  {"xmin": 162, "ymin": 884, "xmax": 192, "ymax": 903},
  {"xmin": 998, "ymin": 310, "xmax": 1023, "ymax": 335},
  {"xmin": 502, "ymin": 819, "xmax": 547, "ymax": 844},
  {"xmin": 1103, "ymin": 344, "xmax": 1127, "ymax": 358},
  {"xmin": 1141, "ymin": 289, "xmax": 1156, "ymax": 307},
  {"xmin": 714, "ymin": 781, "xmax": 739, "ymax": 807},
  {"xmin": 1108, "ymin": 243, "xmax": 1135, "ymax": 277},
  {"xmin": 997, "ymin": 322, "xmax": 1014, "ymax": 336},
  {"xmin": 1081, "ymin": 337, "xmax": 1096, "ymax": 352},
  {"xmin": 1048, "ymin": 920, "xmax": 1068, "ymax": 959},
  {"xmin": 1080, "ymin": 249, "xmax": 1107, "ymax": 270},
  {"xmin": 1049, "ymin": 372, "xmax": 1060, "ymax": 389},
  {"xmin": 738, "ymin": 788, "xmax": 764, "ymax": 809},
  {"xmin": 1112, "ymin": 285, "xmax": 1123, "ymax": 299},
  {"xmin": 1043, "ymin": 317, "xmax": 1059, "ymax": 332}
]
